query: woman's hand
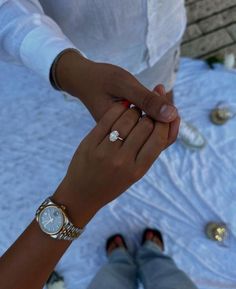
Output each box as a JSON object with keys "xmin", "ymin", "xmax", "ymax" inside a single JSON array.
[
  {"xmin": 53, "ymin": 104, "xmax": 180, "ymax": 227},
  {"xmin": 55, "ymin": 49, "xmax": 178, "ymax": 123},
  {"xmin": 0, "ymin": 104, "xmax": 179, "ymax": 289}
]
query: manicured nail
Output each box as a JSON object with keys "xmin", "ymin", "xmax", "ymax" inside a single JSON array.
[
  {"xmin": 153, "ymin": 84, "xmax": 166, "ymax": 96},
  {"xmin": 122, "ymin": 100, "xmax": 131, "ymax": 108},
  {"xmin": 159, "ymin": 85, "xmax": 166, "ymax": 95},
  {"xmin": 156, "ymin": 85, "xmax": 166, "ymax": 96},
  {"xmin": 146, "ymin": 231, "xmax": 153, "ymax": 239},
  {"xmin": 160, "ymin": 104, "xmax": 177, "ymax": 120},
  {"xmin": 115, "ymin": 236, "xmax": 122, "ymax": 244}
]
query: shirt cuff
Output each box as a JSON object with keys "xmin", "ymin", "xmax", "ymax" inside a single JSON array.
[{"xmin": 19, "ymin": 25, "xmax": 85, "ymax": 82}]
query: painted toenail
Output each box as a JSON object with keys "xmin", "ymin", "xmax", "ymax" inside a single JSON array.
[
  {"xmin": 115, "ymin": 236, "xmax": 122, "ymax": 243},
  {"xmin": 146, "ymin": 231, "xmax": 153, "ymax": 239}
]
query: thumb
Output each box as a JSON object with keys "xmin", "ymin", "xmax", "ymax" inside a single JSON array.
[{"xmin": 126, "ymin": 81, "xmax": 178, "ymax": 123}]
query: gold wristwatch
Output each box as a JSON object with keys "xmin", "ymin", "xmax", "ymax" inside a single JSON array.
[{"xmin": 36, "ymin": 197, "xmax": 84, "ymax": 241}]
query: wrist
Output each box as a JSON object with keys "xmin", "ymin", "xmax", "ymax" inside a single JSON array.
[
  {"xmin": 53, "ymin": 48, "xmax": 90, "ymax": 96},
  {"xmin": 52, "ymin": 178, "xmax": 98, "ymax": 228}
]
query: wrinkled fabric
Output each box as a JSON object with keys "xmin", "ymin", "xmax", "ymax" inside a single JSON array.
[
  {"xmin": 0, "ymin": 0, "xmax": 186, "ymax": 81},
  {"xmin": 0, "ymin": 58, "xmax": 235, "ymax": 289}
]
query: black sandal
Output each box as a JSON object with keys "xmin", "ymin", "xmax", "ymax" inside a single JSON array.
[
  {"xmin": 106, "ymin": 234, "xmax": 128, "ymax": 253},
  {"xmin": 142, "ymin": 228, "xmax": 164, "ymax": 250}
]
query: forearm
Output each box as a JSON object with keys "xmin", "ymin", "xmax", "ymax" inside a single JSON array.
[
  {"xmin": 0, "ymin": 180, "xmax": 96, "ymax": 289},
  {"xmin": 0, "ymin": 103, "xmax": 177, "ymax": 289},
  {"xmin": 0, "ymin": 220, "xmax": 71, "ymax": 289}
]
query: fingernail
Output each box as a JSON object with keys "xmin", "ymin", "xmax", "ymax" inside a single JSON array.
[
  {"xmin": 115, "ymin": 236, "xmax": 122, "ymax": 243},
  {"xmin": 154, "ymin": 91, "xmax": 160, "ymax": 96},
  {"xmin": 122, "ymin": 100, "xmax": 131, "ymax": 108},
  {"xmin": 160, "ymin": 104, "xmax": 177, "ymax": 120},
  {"xmin": 157, "ymin": 85, "xmax": 166, "ymax": 96},
  {"xmin": 146, "ymin": 232, "xmax": 153, "ymax": 239},
  {"xmin": 153, "ymin": 84, "xmax": 166, "ymax": 96}
]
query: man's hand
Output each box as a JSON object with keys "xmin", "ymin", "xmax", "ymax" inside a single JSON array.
[{"xmin": 55, "ymin": 49, "xmax": 178, "ymax": 123}]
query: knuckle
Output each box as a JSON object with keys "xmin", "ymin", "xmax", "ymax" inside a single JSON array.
[
  {"xmin": 130, "ymin": 107, "xmax": 142, "ymax": 118},
  {"xmin": 111, "ymin": 157, "xmax": 125, "ymax": 169},
  {"xmin": 131, "ymin": 167, "xmax": 144, "ymax": 181},
  {"xmin": 142, "ymin": 117, "xmax": 154, "ymax": 130},
  {"xmin": 94, "ymin": 149, "xmax": 106, "ymax": 162},
  {"xmin": 170, "ymin": 134, "xmax": 178, "ymax": 144},
  {"xmin": 167, "ymin": 137, "xmax": 177, "ymax": 148},
  {"xmin": 126, "ymin": 107, "xmax": 141, "ymax": 121},
  {"xmin": 159, "ymin": 137, "xmax": 168, "ymax": 149},
  {"xmin": 113, "ymin": 118, "xmax": 131, "ymax": 131},
  {"xmin": 112, "ymin": 109, "xmax": 140, "ymax": 132}
]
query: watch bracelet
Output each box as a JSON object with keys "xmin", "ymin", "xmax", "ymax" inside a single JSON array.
[
  {"xmin": 35, "ymin": 198, "xmax": 51, "ymax": 216},
  {"xmin": 54, "ymin": 221, "xmax": 82, "ymax": 241}
]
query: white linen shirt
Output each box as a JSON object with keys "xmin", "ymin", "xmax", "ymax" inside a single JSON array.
[{"xmin": 0, "ymin": 0, "xmax": 186, "ymax": 82}]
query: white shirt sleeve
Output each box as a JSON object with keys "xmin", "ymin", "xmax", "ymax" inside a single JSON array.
[{"xmin": 0, "ymin": 0, "xmax": 83, "ymax": 82}]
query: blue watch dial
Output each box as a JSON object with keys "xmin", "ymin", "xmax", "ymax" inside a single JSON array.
[{"xmin": 39, "ymin": 206, "xmax": 64, "ymax": 234}]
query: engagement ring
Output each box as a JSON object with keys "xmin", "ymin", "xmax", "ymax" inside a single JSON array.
[{"xmin": 109, "ymin": 130, "xmax": 124, "ymax": 142}]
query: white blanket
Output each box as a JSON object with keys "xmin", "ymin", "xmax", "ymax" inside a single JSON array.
[{"xmin": 0, "ymin": 58, "xmax": 235, "ymax": 289}]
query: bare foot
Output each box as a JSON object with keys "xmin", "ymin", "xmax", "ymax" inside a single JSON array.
[
  {"xmin": 107, "ymin": 236, "xmax": 126, "ymax": 255},
  {"xmin": 143, "ymin": 230, "xmax": 164, "ymax": 251}
]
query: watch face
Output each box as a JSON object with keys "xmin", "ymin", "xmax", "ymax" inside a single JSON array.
[{"xmin": 39, "ymin": 206, "xmax": 64, "ymax": 235}]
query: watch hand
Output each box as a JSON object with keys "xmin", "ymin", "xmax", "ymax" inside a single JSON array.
[{"xmin": 43, "ymin": 219, "xmax": 51, "ymax": 226}]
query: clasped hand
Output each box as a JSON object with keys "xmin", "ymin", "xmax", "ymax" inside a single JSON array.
[{"xmin": 54, "ymin": 103, "xmax": 179, "ymax": 227}]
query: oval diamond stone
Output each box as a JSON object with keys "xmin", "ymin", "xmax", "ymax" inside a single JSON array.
[{"xmin": 109, "ymin": 130, "xmax": 119, "ymax": 142}]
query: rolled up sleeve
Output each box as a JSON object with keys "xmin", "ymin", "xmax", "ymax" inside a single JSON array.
[{"xmin": 0, "ymin": 0, "xmax": 83, "ymax": 82}]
